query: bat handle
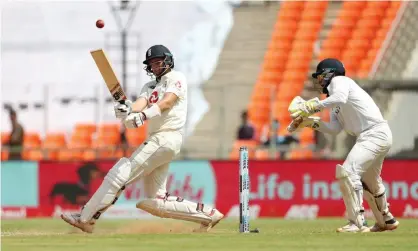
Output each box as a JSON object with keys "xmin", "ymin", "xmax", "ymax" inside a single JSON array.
[{"xmin": 118, "ymin": 100, "xmax": 125, "ymax": 105}]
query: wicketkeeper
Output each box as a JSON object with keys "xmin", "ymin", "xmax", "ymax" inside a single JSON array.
[{"xmin": 288, "ymin": 58, "xmax": 399, "ymax": 233}]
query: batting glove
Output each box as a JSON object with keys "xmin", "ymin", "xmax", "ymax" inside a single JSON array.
[
  {"xmin": 123, "ymin": 112, "xmax": 145, "ymax": 128},
  {"xmin": 114, "ymin": 100, "xmax": 132, "ymax": 119}
]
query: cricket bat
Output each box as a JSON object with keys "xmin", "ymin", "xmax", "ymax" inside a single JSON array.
[{"xmin": 90, "ymin": 49, "xmax": 127, "ymax": 103}]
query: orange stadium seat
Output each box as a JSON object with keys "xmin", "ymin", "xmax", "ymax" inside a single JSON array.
[
  {"xmin": 351, "ymin": 28, "xmax": 376, "ymax": 40},
  {"xmin": 338, "ymin": 9, "xmax": 358, "ymax": 21},
  {"xmin": 342, "ymin": 1, "xmax": 367, "ymax": 9},
  {"xmin": 322, "ymin": 38, "xmax": 345, "ymax": 49},
  {"xmin": 255, "ymin": 149, "xmax": 270, "ymax": 160},
  {"xmin": 292, "ymin": 40, "xmax": 314, "ymax": 51},
  {"xmin": 304, "ymin": 1, "xmax": 328, "ymax": 10},
  {"xmin": 357, "ymin": 19, "xmax": 380, "ymax": 29},
  {"xmin": 125, "ymin": 125, "xmax": 147, "ymax": 148},
  {"xmin": 84, "ymin": 136, "xmax": 124, "ymax": 160},
  {"xmin": 1, "ymin": 132, "xmax": 10, "ymax": 161},
  {"xmin": 302, "ymin": 9, "xmax": 324, "ymax": 22},
  {"xmin": 268, "ymin": 40, "xmax": 293, "ymax": 50},
  {"xmin": 372, "ymin": 37, "xmax": 385, "ymax": 49},
  {"xmin": 367, "ymin": 1, "xmax": 390, "ymax": 9},
  {"xmin": 381, "ymin": 18, "xmax": 394, "ymax": 29},
  {"xmin": 74, "ymin": 123, "xmax": 96, "ymax": 136},
  {"xmin": 274, "ymin": 20, "xmax": 298, "ymax": 31},
  {"xmin": 299, "ymin": 128, "xmax": 315, "ymax": 145},
  {"xmin": 342, "ymin": 50, "xmax": 366, "ymax": 62},
  {"xmin": 1, "ymin": 132, "xmax": 10, "ymax": 144},
  {"xmin": 362, "ymin": 8, "xmax": 386, "ymax": 19},
  {"xmin": 289, "ymin": 147, "xmax": 314, "ymax": 160},
  {"xmin": 43, "ymin": 133, "xmax": 66, "ymax": 160},
  {"xmin": 318, "ymin": 49, "xmax": 342, "ymax": 60},
  {"xmin": 98, "ymin": 123, "xmax": 120, "ymax": 135},
  {"xmin": 22, "ymin": 132, "xmax": 42, "ymax": 160},
  {"xmin": 376, "ymin": 28, "xmax": 391, "ymax": 40},
  {"xmin": 58, "ymin": 134, "xmax": 91, "ymax": 161},
  {"xmin": 1, "ymin": 150, "xmax": 9, "ymax": 161},
  {"xmin": 264, "ymin": 50, "xmax": 288, "ymax": 63},
  {"xmin": 333, "ymin": 19, "xmax": 356, "ymax": 30}
]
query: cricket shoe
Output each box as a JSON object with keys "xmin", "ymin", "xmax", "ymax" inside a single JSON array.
[
  {"xmin": 370, "ymin": 218, "xmax": 400, "ymax": 232},
  {"xmin": 61, "ymin": 213, "xmax": 95, "ymax": 233},
  {"xmin": 193, "ymin": 209, "xmax": 224, "ymax": 233},
  {"xmin": 336, "ymin": 221, "xmax": 370, "ymax": 233}
]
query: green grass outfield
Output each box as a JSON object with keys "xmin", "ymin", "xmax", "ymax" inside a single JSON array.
[{"xmin": 2, "ymin": 218, "xmax": 418, "ymax": 251}]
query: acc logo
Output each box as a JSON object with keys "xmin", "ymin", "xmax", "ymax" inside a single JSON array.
[{"xmin": 149, "ymin": 91, "xmax": 159, "ymax": 104}]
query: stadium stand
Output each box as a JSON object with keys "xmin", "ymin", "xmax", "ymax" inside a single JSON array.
[
  {"xmin": 1, "ymin": 1, "xmax": 417, "ymax": 161},
  {"xmin": 230, "ymin": 1, "xmax": 407, "ymax": 160}
]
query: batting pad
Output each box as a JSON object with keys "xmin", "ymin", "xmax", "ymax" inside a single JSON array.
[
  {"xmin": 136, "ymin": 196, "xmax": 212, "ymax": 225},
  {"xmin": 363, "ymin": 189, "xmax": 386, "ymax": 228},
  {"xmin": 335, "ymin": 164, "xmax": 365, "ymax": 228},
  {"xmin": 80, "ymin": 157, "xmax": 132, "ymax": 223}
]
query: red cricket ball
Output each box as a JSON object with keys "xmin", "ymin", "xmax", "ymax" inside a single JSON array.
[{"xmin": 96, "ymin": 19, "xmax": 105, "ymax": 29}]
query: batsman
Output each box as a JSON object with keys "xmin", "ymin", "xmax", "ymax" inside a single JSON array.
[
  {"xmin": 288, "ymin": 58, "xmax": 399, "ymax": 233},
  {"xmin": 61, "ymin": 45, "xmax": 224, "ymax": 233}
]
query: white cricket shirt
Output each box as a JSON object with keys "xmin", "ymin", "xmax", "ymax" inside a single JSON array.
[
  {"xmin": 139, "ymin": 70, "xmax": 187, "ymax": 134},
  {"xmin": 319, "ymin": 76, "xmax": 386, "ymax": 136}
]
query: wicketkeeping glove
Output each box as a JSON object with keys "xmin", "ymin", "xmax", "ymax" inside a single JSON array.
[
  {"xmin": 290, "ymin": 98, "xmax": 323, "ymax": 119},
  {"xmin": 287, "ymin": 116, "xmax": 321, "ymax": 133}
]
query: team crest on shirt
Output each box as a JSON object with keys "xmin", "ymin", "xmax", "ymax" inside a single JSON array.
[{"xmin": 149, "ymin": 91, "xmax": 159, "ymax": 104}]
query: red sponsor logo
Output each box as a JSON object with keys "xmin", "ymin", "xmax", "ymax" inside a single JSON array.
[
  {"xmin": 211, "ymin": 160, "xmax": 418, "ymax": 218},
  {"xmin": 124, "ymin": 174, "xmax": 204, "ymax": 202}
]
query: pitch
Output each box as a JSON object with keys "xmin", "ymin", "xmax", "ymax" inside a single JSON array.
[{"xmin": 2, "ymin": 218, "xmax": 418, "ymax": 251}]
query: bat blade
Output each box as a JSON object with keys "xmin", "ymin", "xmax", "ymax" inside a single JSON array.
[{"xmin": 90, "ymin": 49, "xmax": 126, "ymax": 102}]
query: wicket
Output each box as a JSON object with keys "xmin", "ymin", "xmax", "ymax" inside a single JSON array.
[{"xmin": 239, "ymin": 146, "xmax": 250, "ymax": 233}]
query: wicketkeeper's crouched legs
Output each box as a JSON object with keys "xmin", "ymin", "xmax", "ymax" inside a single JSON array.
[
  {"xmin": 336, "ymin": 163, "xmax": 366, "ymax": 230},
  {"xmin": 136, "ymin": 163, "xmax": 224, "ymax": 231},
  {"xmin": 362, "ymin": 153, "xmax": 399, "ymax": 231},
  {"xmin": 336, "ymin": 124, "xmax": 397, "ymax": 232}
]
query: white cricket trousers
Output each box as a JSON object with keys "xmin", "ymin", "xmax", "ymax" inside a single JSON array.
[
  {"xmin": 343, "ymin": 122, "xmax": 393, "ymax": 196},
  {"xmin": 128, "ymin": 130, "xmax": 183, "ymax": 198}
]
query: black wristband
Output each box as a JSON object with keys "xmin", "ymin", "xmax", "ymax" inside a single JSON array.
[{"xmin": 141, "ymin": 112, "xmax": 147, "ymax": 121}]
